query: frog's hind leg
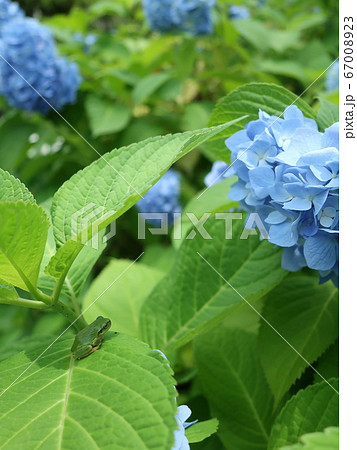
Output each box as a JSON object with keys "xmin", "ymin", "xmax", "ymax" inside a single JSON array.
[{"xmin": 92, "ymin": 336, "xmax": 103, "ymax": 351}]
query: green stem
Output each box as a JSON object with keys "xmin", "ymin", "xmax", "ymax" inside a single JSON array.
[
  {"xmin": 33, "ymin": 289, "xmax": 52, "ymax": 305},
  {"xmin": 2, "ymin": 297, "xmax": 50, "ymax": 310},
  {"xmin": 52, "ymin": 301, "xmax": 88, "ymax": 332}
]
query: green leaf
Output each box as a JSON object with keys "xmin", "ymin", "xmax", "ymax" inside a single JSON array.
[
  {"xmin": 0, "ymin": 334, "xmax": 177, "ymax": 449},
  {"xmin": 85, "ymin": 94, "xmax": 131, "ymax": 137},
  {"xmin": 0, "ymin": 202, "xmax": 50, "ymax": 291},
  {"xmin": 0, "ymin": 116, "xmax": 34, "ymax": 172},
  {"xmin": 280, "ymin": 427, "xmax": 339, "ymax": 450},
  {"xmin": 195, "ymin": 328, "xmax": 275, "ymax": 450},
  {"xmin": 316, "ymin": 98, "xmax": 339, "ymax": 130},
  {"xmin": 258, "ymin": 275, "xmax": 339, "ymax": 403},
  {"xmin": 0, "ymin": 282, "xmax": 18, "ymax": 303},
  {"xmin": 82, "ymin": 259, "xmax": 165, "ymax": 338},
  {"xmin": 141, "ymin": 245, "xmax": 176, "ymax": 272},
  {"xmin": 255, "ymin": 60, "xmax": 309, "ymax": 85},
  {"xmin": 203, "ymin": 83, "xmax": 315, "ymax": 162},
  {"xmin": 234, "ymin": 20, "xmax": 299, "ymax": 53},
  {"xmin": 38, "ymin": 226, "xmax": 106, "ymax": 300},
  {"xmin": 0, "ymin": 168, "xmax": 35, "ymax": 203},
  {"xmin": 51, "ymin": 120, "xmax": 242, "ymax": 248},
  {"xmin": 173, "ymin": 177, "xmax": 238, "ymax": 249},
  {"xmin": 186, "ymin": 419, "xmax": 219, "ymax": 444},
  {"xmin": 139, "ymin": 217, "xmax": 287, "ymax": 352},
  {"xmin": 268, "ymin": 380, "xmax": 339, "ymax": 450},
  {"xmin": 313, "ymin": 341, "xmax": 338, "ymax": 383},
  {"xmin": 133, "ymin": 72, "xmax": 172, "ymax": 105}
]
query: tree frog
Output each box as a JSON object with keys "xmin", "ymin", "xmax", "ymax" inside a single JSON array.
[{"xmin": 71, "ymin": 316, "xmax": 111, "ymax": 360}]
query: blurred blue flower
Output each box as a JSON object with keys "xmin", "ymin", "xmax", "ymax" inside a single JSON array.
[
  {"xmin": 142, "ymin": 0, "xmax": 178, "ymax": 32},
  {"xmin": 72, "ymin": 32, "xmax": 97, "ymax": 53},
  {"xmin": 172, "ymin": 405, "xmax": 194, "ymax": 450},
  {"xmin": 225, "ymin": 105, "xmax": 339, "ymax": 284},
  {"xmin": 204, "ymin": 160, "xmax": 230, "ymax": 186},
  {"xmin": 326, "ymin": 61, "xmax": 339, "ymax": 92},
  {"xmin": 137, "ymin": 169, "xmax": 182, "ymax": 225},
  {"xmin": 0, "ymin": 18, "xmax": 81, "ymax": 113},
  {"xmin": 0, "ymin": 0, "xmax": 23, "ymax": 30},
  {"xmin": 143, "ymin": 0, "xmax": 215, "ymax": 34},
  {"xmin": 229, "ymin": 5, "xmax": 250, "ymax": 20},
  {"xmin": 52, "ymin": 56, "xmax": 81, "ymax": 111},
  {"xmin": 171, "ymin": 0, "xmax": 216, "ymax": 35}
]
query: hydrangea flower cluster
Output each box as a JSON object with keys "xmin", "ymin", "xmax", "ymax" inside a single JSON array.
[
  {"xmin": 0, "ymin": 16, "xmax": 81, "ymax": 113},
  {"xmin": 225, "ymin": 105, "xmax": 339, "ymax": 285},
  {"xmin": 326, "ymin": 61, "xmax": 339, "ymax": 92},
  {"xmin": 229, "ymin": 5, "xmax": 250, "ymax": 20},
  {"xmin": 137, "ymin": 169, "xmax": 182, "ymax": 225},
  {"xmin": 142, "ymin": 0, "xmax": 215, "ymax": 35},
  {"xmin": 0, "ymin": 0, "xmax": 23, "ymax": 29}
]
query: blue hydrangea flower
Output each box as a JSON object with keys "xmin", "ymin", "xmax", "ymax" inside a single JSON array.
[
  {"xmin": 52, "ymin": 56, "xmax": 82, "ymax": 111},
  {"xmin": 171, "ymin": 0, "xmax": 216, "ymax": 35},
  {"xmin": 143, "ymin": 0, "xmax": 215, "ymax": 35},
  {"xmin": 142, "ymin": 0, "xmax": 178, "ymax": 32},
  {"xmin": 137, "ymin": 169, "xmax": 182, "ymax": 225},
  {"xmin": 229, "ymin": 5, "xmax": 250, "ymax": 20},
  {"xmin": 0, "ymin": 0, "xmax": 23, "ymax": 30},
  {"xmin": 204, "ymin": 160, "xmax": 230, "ymax": 186},
  {"xmin": 0, "ymin": 18, "xmax": 81, "ymax": 114},
  {"xmin": 172, "ymin": 405, "xmax": 194, "ymax": 450},
  {"xmin": 326, "ymin": 61, "xmax": 339, "ymax": 92},
  {"xmin": 225, "ymin": 106, "xmax": 339, "ymax": 285}
]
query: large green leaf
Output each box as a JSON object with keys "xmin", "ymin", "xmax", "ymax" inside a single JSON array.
[
  {"xmin": 203, "ymin": 83, "xmax": 315, "ymax": 162},
  {"xmin": 280, "ymin": 427, "xmax": 339, "ymax": 450},
  {"xmin": 195, "ymin": 328, "xmax": 275, "ymax": 450},
  {"xmin": 51, "ymin": 121, "xmax": 242, "ymax": 248},
  {"xmin": 48, "ymin": 123, "xmax": 241, "ymax": 297},
  {"xmin": 0, "ymin": 168, "xmax": 35, "ymax": 203},
  {"xmin": 268, "ymin": 380, "xmax": 339, "ymax": 450},
  {"xmin": 82, "ymin": 259, "xmax": 165, "ymax": 338},
  {"xmin": 0, "ymin": 202, "xmax": 49, "ymax": 291},
  {"xmin": 0, "ymin": 334, "xmax": 177, "ymax": 449},
  {"xmin": 85, "ymin": 95, "xmax": 131, "ymax": 137},
  {"xmin": 258, "ymin": 275, "xmax": 339, "ymax": 403},
  {"xmin": 139, "ymin": 217, "xmax": 287, "ymax": 352}
]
